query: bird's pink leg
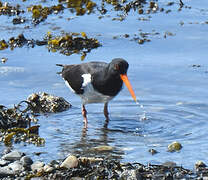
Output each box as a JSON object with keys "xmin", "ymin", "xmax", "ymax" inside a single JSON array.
[
  {"xmin": 104, "ymin": 102, "xmax": 109, "ymax": 119},
  {"xmin": 82, "ymin": 105, "xmax": 88, "ymax": 128},
  {"xmin": 104, "ymin": 102, "xmax": 109, "ymax": 128}
]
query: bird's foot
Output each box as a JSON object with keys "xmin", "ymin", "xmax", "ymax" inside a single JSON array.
[{"xmin": 82, "ymin": 105, "xmax": 88, "ymax": 128}]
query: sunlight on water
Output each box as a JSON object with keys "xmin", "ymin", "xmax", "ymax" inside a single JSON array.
[{"xmin": 134, "ymin": 100, "xmax": 148, "ymax": 121}]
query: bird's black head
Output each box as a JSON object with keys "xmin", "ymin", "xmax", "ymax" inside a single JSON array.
[{"xmin": 109, "ymin": 58, "xmax": 129, "ymax": 75}]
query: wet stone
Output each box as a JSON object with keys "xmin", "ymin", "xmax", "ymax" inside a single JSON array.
[
  {"xmin": 8, "ymin": 161, "xmax": 24, "ymax": 173},
  {"xmin": 27, "ymin": 92, "xmax": 71, "ymax": 113},
  {"xmin": 162, "ymin": 161, "xmax": 177, "ymax": 168},
  {"xmin": 120, "ymin": 169, "xmax": 142, "ymax": 179},
  {"xmin": 0, "ymin": 166, "xmax": 15, "ymax": 178},
  {"xmin": 148, "ymin": 148, "xmax": 158, "ymax": 155},
  {"xmin": 2, "ymin": 150, "xmax": 23, "ymax": 161},
  {"xmin": 20, "ymin": 156, "xmax": 33, "ymax": 168},
  {"xmin": 43, "ymin": 164, "xmax": 54, "ymax": 172},
  {"xmin": 195, "ymin": 160, "xmax": 206, "ymax": 169},
  {"xmin": 79, "ymin": 157, "xmax": 103, "ymax": 164},
  {"xmin": 12, "ymin": 17, "xmax": 26, "ymax": 24},
  {"xmin": 31, "ymin": 160, "xmax": 45, "ymax": 172},
  {"xmin": 60, "ymin": 155, "xmax": 78, "ymax": 169},
  {"xmin": 91, "ymin": 145, "xmax": 114, "ymax": 152},
  {"xmin": 0, "ymin": 159, "xmax": 9, "ymax": 166},
  {"xmin": 1, "ymin": 57, "xmax": 7, "ymax": 63},
  {"xmin": 168, "ymin": 141, "xmax": 182, "ymax": 152}
]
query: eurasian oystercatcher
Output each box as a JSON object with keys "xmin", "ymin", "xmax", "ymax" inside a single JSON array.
[{"xmin": 56, "ymin": 58, "xmax": 137, "ymax": 127}]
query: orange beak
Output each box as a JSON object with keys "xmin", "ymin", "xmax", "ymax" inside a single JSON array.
[{"xmin": 120, "ymin": 74, "xmax": 137, "ymax": 102}]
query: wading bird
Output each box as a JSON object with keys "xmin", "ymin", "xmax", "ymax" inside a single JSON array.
[{"xmin": 57, "ymin": 58, "xmax": 137, "ymax": 128}]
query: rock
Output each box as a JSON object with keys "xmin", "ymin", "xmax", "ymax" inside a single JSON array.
[
  {"xmin": 162, "ymin": 161, "xmax": 177, "ymax": 168},
  {"xmin": 3, "ymin": 147, "xmax": 12, "ymax": 155},
  {"xmin": 49, "ymin": 160, "xmax": 60, "ymax": 168},
  {"xmin": 148, "ymin": 148, "xmax": 158, "ymax": 155},
  {"xmin": 79, "ymin": 157, "xmax": 103, "ymax": 164},
  {"xmin": 1, "ymin": 57, "xmax": 8, "ymax": 63},
  {"xmin": 195, "ymin": 160, "xmax": 206, "ymax": 169},
  {"xmin": 12, "ymin": 17, "xmax": 25, "ymax": 25},
  {"xmin": 20, "ymin": 156, "xmax": 33, "ymax": 167},
  {"xmin": 8, "ymin": 161, "xmax": 24, "ymax": 173},
  {"xmin": 70, "ymin": 178, "xmax": 83, "ymax": 180},
  {"xmin": 168, "ymin": 141, "xmax": 182, "ymax": 152},
  {"xmin": 2, "ymin": 150, "xmax": 23, "ymax": 161},
  {"xmin": 44, "ymin": 164, "xmax": 54, "ymax": 173},
  {"xmin": 60, "ymin": 155, "xmax": 78, "ymax": 169},
  {"xmin": 138, "ymin": 8, "xmax": 144, "ymax": 14},
  {"xmin": 91, "ymin": 145, "xmax": 114, "ymax": 152},
  {"xmin": 0, "ymin": 166, "xmax": 15, "ymax": 177},
  {"xmin": 27, "ymin": 92, "xmax": 71, "ymax": 113},
  {"xmin": 120, "ymin": 169, "xmax": 142, "ymax": 180},
  {"xmin": 31, "ymin": 161, "xmax": 44, "ymax": 172},
  {"xmin": 0, "ymin": 159, "xmax": 9, "ymax": 166}
]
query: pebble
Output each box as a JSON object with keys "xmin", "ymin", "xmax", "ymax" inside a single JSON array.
[
  {"xmin": 0, "ymin": 159, "xmax": 9, "ymax": 166},
  {"xmin": 195, "ymin": 160, "xmax": 206, "ymax": 169},
  {"xmin": 91, "ymin": 145, "xmax": 114, "ymax": 152},
  {"xmin": 2, "ymin": 150, "xmax": 23, "ymax": 161},
  {"xmin": 79, "ymin": 157, "xmax": 103, "ymax": 164},
  {"xmin": 0, "ymin": 166, "xmax": 15, "ymax": 177},
  {"xmin": 168, "ymin": 141, "xmax": 182, "ymax": 152},
  {"xmin": 162, "ymin": 161, "xmax": 177, "ymax": 168},
  {"xmin": 31, "ymin": 161, "xmax": 45, "ymax": 172},
  {"xmin": 148, "ymin": 148, "xmax": 158, "ymax": 155},
  {"xmin": 120, "ymin": 169, "xmax": 142, "ymax": 179},
  {"xmin": 44, "ymin": 164, "xmax": 54, "ymax": 172},
  {"xmin": 8, "ymin": 161, "xmax": 24, "ymax": 173},
  {"xmin": 60, "ymin": 155, "xmax": 78, "ymax": 169},
  {"xmin": 20, "ymin": 156, "xmax": 33, "ymax": 167},
  {"xmin": 1, "ymin": 57, "xmax": 8, "ymax": 63}
]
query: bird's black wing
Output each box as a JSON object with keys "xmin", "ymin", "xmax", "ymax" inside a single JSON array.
[
  {"xmin": 57, "ymin": 62, "xmax": 108, "ymax": 94},
  {"xmin": 58, "ymin": 64, "xmax": 84, "ymax": 94}
]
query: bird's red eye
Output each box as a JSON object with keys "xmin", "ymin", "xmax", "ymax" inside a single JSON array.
[{"xmin": 114, "ymin": 64, "xmax": 119, "ymax": 71}]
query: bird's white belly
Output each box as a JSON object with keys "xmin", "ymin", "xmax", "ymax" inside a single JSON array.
[
  {"xmin": 64, "ymin": 73, "xmax": 113, "ymax": 105},
  {"xmin": 79, "ymin": 83, "xmax": 113, "ymax": 105}
]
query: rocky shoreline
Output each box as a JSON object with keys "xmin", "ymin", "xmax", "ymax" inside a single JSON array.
[{"xmin": 0, "ymin": 148, "xmax": 207, "ymax": 180}]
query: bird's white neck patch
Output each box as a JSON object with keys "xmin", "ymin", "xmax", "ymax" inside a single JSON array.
[
  {"xmin": 80, "ymin": 73, "xmax": 112, "ymax": 104},
  {"xmin": 82, "ymin": 74, "xmax": 91, "ymax": 87}
]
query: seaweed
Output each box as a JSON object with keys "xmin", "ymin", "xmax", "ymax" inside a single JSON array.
[
  {"xmin": 0, "ymin": 32, "xmax": 101, "ymax": 60},
  {"xmin": 46, "ymin": 31, "xmax": 101, "ymax": 59}
]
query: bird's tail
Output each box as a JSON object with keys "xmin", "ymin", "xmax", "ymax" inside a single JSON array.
[
  {"xmin": 56, "ymin": 64, "xmax": 64, "ymax": 74},
  {"xmin": 56, "ymin": 64, "xmax": 64, "ymax": 67}
]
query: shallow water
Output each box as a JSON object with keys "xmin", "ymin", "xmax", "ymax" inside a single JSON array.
[{"xmin": 1, "ymin": 0, "xmax": 208, "ymax": 169}]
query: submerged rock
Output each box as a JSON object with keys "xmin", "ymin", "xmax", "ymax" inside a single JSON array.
[
  {"xmin": 168, "ymin": 141, "xmax": 182, "ymax": 152},
  {"xmin": 148, "ymin": 148, "xmax": 158, "ymax": 155},
  {"xmin": 91, "ymin": 145, "xmax": 114, "ymax": 152},
  {"xmin": 27, "ymin": 92, "xmax": 71, "ymax": 113}
]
